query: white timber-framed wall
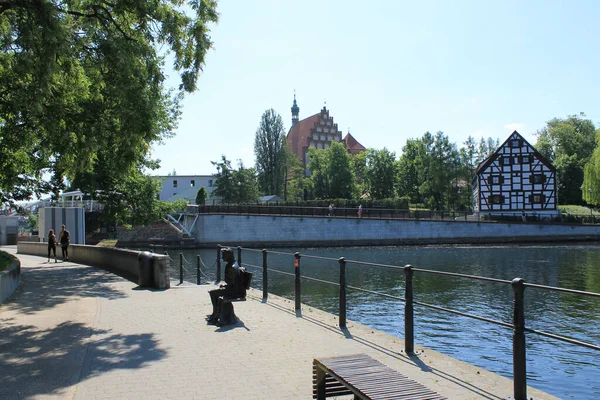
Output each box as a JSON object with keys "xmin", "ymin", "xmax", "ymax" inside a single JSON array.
[{"xmin": 473, "ymin": 131, "xmax": 557, "ymax": 216}]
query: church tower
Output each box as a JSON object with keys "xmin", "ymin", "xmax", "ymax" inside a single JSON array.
[{"xmin": 291, "ymin": 92, "xmax": 299, "ymax": 127}]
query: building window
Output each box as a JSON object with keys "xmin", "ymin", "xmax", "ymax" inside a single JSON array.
[
  {"xmin": 488, "ymin": 175, "xmax": 503, "ymax": 185},
  {"xmin": 500, "ymin": 156, "xmax": 511, "ymax": 166},
  {"xmin": 531, "ymin": 174, "xmax": 545, "ymax": 184},
  {"xmin": 520, "ymin": 155, "xmax": 531, "ymax": 164},
  {"xmin": 530, "ymin": 194, "xmax": 545, "ymax": 204},
  {"xmin": 173, "ymin": 180, "xmax": 178, "ymax": 188},
  {"xmin": 489, "ymin": 194, "xmax": 505, "ymax": 204},
  {"xmin": 191, "ymin": 180, "xmax": 195, "ymax": 187},
  {"xmin": 208, "ymin": 180, "xmax": 213, "ymax": 187},
  {"xmin": 510, "ymin": 139, "xmax": 522, "ymax": 148}
]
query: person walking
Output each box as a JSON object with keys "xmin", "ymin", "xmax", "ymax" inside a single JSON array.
[
  {"xmin": 328, "ymin": 203, "xmax": 333, "ymax": 217},
  {"xmin": 357, "ymin": 204, "xmax": 363, "ymax": 218},
  {"xmin": 47, "ymin": 229, "xmax": 58, "ymax": 263},
  {"xmin": 58, "ymin": 224, "xmax": 70, "ymax": 261}
]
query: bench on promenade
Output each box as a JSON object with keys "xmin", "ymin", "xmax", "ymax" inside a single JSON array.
[{"xmin": 313, "ymin": 354, "xmax": 447, "ymax": 400}]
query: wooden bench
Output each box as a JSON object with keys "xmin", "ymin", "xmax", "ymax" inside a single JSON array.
[{"xmin": 313, "ymin": 354, "xmax": 447, "ymax": 400}]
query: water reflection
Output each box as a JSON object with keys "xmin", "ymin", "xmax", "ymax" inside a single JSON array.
[{"xmin": 165, "ymin": 244, "xmax": 600, "ymax": 399}]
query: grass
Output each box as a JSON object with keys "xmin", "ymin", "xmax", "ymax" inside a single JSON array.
[
  {"xmin": 559, "ymin": 205, "xmax": 600, "ymax": 216},
  {"xmin": 0, "ymin": 250, "xmax": 14, "ymax": 272},
  {"xmin": 96, "ymin": 239, "xmax": 118, "ymax": 247}
]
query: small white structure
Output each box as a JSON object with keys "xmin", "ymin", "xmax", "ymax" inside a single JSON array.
[
  {"xmin": 38, "ymin": 208, "xmax": 85, "ymax": 244},
  {"xmin": 156, "ymin": 175, "xmax": 218, "ymax": 203},
  {"xmin": 0, "ymin": 216, "xmax": 19, "ymax": 245},
  {"xmin": 473, "ymin": 131, "xmax": 558, "ymax": 217}
]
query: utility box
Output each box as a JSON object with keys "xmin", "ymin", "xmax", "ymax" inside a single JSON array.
[
  {"xmin": 39, "ymin": 208, "xmax": 85, "ymax": 244},
  {"xmin": 0, "ymin": 216, "xmax": 18, "ymax": 245},
  {"xmin": 153, "ymin": 256, "xmax": 171, "ymax": 290}
]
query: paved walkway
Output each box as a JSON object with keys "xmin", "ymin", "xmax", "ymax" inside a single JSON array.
[{"xmin": 0, "ymin": 246, "xmax": 558, "ymax": 400}]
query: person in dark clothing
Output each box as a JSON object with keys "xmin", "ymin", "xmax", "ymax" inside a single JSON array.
[
  {"xmin": 58, "ymin": 224, "xmax": 70, "ymax": 261},
  {"xmin": 47, "ymin": 229, "xmax": 58, "ymax": 263},
  {"xmin": 206, "ymin": 247, "xmax": 245, "ymax": 325}
]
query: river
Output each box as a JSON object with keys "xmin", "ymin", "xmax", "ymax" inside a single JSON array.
[{"xmin": 163, "ymin": 244, "xmax": 600, "ymax": 399}]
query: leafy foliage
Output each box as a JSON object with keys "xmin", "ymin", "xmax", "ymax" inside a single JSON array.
[
  {"xmin": 195, "ymin": 187, "xmax": 207, "ymax": 205},
  {"xmin": 211, "ymin": 156, "xmax": 259, "ymax": 204},
  {"xmin": 254, "ymin": 109, "xmax": 286, "ymax": 196},
  {"xmin": 364, "ymin": 148, "xmax": 397, "ymax": 200},
  {"xmin": 0, "ymin": 0, "xmax": 219, "ymax": 206},
  {"xmin": 307, "ymin": 141, "xmax": 356, "ymax": 199}
]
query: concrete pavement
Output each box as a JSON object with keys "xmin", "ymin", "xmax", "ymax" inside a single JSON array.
[{"xmin": 0, "ymin": 246, "xmax": 558, "ymax": 400}]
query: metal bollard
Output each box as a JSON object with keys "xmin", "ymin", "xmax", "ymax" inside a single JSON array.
[
  {"xmin": 237, "ymin": 246, "xmax": 242, "ymax": 268},
  {"xmin": 262, "ymin": 249, "xmax": 268, "ymax": 301},
  {"xmin": 196, "ymin": 255, "xmax": 200, "ymax": 285},
  {"xmin": 339, "ymin": 257, "xmax": 347, "ymax": 329},
  {"xmin": 216, "ymin": 244, "xmax": 221, "ymax": 284},
  {"xmin": 294, "ymin": 252, "xmax": 301, "ymax": 311},
  {"xmin": 512, "ymin": 278, "xmax": 527, "ymax": 400},
  {"xmin": 404, "ymin": 265, "xmax": 414, "ymax": 355},
  {"xmin": 179, "ymin": 253, "xmax": 183, "ymax": 284}
]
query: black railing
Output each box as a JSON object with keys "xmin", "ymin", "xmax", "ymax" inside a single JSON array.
[
  {"xmin": 190, "ymin": 204, "xmax": 598, "ymax": 224},
  {"xmin": 209, "ymin": 244, "xmax": 599, "ymax": 400}
]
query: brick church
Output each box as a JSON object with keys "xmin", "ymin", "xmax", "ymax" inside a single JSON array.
[{"xmin": 286, "ymin": 95, "xmax": 366, "ymax": 176}]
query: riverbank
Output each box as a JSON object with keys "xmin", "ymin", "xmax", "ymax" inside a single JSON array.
[{"xmin": 0, "ymin": 247, "xmax": 558, "ymax": 400}]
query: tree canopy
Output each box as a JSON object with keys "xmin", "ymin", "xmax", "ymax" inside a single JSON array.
[
  {"xmin": 211, "ymin": 156, "xmax": 259, "ymax": 204},
  {"xmin": 0, "ymin": 0, "xmax": 219, "ymax": 206},
  {"xmin": 254, "ymin": 109, "xmax": 286, "ymax": 197}
]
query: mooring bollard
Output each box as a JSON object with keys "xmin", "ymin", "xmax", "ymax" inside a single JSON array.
[
  {"xmin": 339, "ymin": 257, "xmax": 347, "ymax": 329},
  {"xmin": 262, "ymin": 249, "xmax": 268, "ymax": 301},
  {"xmin": 404, "ymin": 264, "xmax": 414, "ymax": 355},
  {"xmin": 216, "ymin": 244, "xmax": 221, "ymax": 284},
  {"xmin": 179, "ymin": 253, "xmax": 183, "ymax": 284},
  {"xmin": 196, "ymin": 255, "xmax": 200, "ymax": 285},
  {"xmin": 237, "ymin": 246, "xmax": 242, "ymax": 268},
  {"xmin": 512, "ymin": 278, "xmax": 527, "ymax": 400},
  {"xmin": 294, "ymin": 252, "xmax": 301, "ymax": 311}
]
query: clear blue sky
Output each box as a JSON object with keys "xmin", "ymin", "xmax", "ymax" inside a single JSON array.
[{"xmin": 151, "ymin": 0, "xmax": 600, "ymax": 176}]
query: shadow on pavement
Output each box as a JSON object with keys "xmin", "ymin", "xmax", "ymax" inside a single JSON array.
[
  {"xmin": 3, "ymin": 263, "xmax": 127, "ymax": 314},
  {"xmin": 0, "ymin": 319, "xmax": 166, "ymax": 400}
]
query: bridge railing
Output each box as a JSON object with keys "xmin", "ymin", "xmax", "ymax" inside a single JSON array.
[{"xmin": 202, "ymin": 244, "xmax": 598, "ymax": 400}]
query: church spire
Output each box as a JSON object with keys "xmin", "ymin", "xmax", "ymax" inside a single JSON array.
[{"xmin": 291, "ymin": 90, "xmax": 299, "ymax": 127}]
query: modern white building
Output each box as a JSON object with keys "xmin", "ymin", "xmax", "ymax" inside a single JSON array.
[
  {"xmin": 473, "ymin": 131, "xmax": 558, "ymax": 216},
  {"xmin": 156, "ymin": 175, "xmax": 218, "ymax": 203}
]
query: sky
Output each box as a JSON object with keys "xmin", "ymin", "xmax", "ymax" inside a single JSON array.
[{"xmin": 150, "ymin": 0, "xmax": 600, "ymax": 176}]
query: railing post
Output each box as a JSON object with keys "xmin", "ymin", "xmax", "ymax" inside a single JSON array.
[
  {"xmin": 339, "ymin": 257, "xmax": 347, "ymax": 329},
  {"xmin": 216, "ymin": 244, "xmax": 221, "ymax": 284},
  {"xmin": 179, "ymin": 253, "xmax": 183, "ymax": 284},
  {"xmin": 512, "ymin": 278, "xmax": 527, "ymax": 400},
  {"xmin": 196, "ymin": 255, "xmax": 201, "ymax": 285},
  {"xmin": 237, "ymin": 246, "xmax": 243, "ymax": 268},
  {"xmin": 262, "ymin": 249, "xmax": 268, "ymax": 301},
  {"xmin": 404, "ymin": 264, "xmax": 414, "ymax": 355},
  {"xmin": 294, "ymin": 252, "xmax": 301, "ymax": 311}
]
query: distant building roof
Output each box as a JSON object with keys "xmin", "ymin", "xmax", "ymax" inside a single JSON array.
[
  {"xmin": 259, "ymin": 195, "xmax": 283, "ymax": 203},
  {"xmin": 343, "ymin": 132, "xmax": 366, "ymax": 153}
]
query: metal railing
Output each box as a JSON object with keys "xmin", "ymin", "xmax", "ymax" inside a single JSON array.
[{"xmin": 206, "ymin": 244, "xmax": 599, "ymax": 400}]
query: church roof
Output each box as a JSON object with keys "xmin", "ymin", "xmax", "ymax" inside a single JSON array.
[
  {"xmin": 286, "ymin": 113, "xmax": 320, "ymax": 157},
  {"xmin": 343, "ymin": 132, "xmax": 366, "ymax": 151}
]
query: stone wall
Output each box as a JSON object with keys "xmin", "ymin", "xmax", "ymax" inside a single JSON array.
[
  {"xmin": 117, "ymin": 221, "xmax": 184, "ymax": 242},
  {"xmin": 17, "ymin": 242, "xmax": 170, "ymax": 289},
  {"xmin": 0, "ymin": 255, "xmax": 20, "ymax": 305},
  {"xmin": 194, "ymin": 215, "xmax": 600, "ymax": 248}
]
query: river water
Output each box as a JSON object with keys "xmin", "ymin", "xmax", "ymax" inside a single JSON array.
[{"xmin": 164, "ymin": 244, "xmax": 600, "ymax": 399}]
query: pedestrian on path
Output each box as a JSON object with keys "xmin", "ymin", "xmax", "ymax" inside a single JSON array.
[
  {"xmin": 329, "ymin": 203, "xmax": 333, "ymax": 217},
  {"xmin": 521, "ymin": 210, "xmax": 526, "ymax": 223},
  {"xmin": 357, "ymin": 204, "xmax": 363, "ymax": 218},
  {"xmin": 58, "ymin": 224, "xmax": 70, "ymax": 261},
  {"xmin": 47, "ymin": 229, "xmax": 58, "ymax": 263}
]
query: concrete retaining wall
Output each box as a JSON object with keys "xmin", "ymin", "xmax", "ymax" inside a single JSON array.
[
  {"xmin": 17, "ymin": 242, "xmax": 170, "ymax": 289},
  {"xmin": 195, "ymin": 215, "xmax": 600, "ymax": 247},
  {"xmin": 0, "ymin": 256, "xmax": 20, "ymax": 305}
]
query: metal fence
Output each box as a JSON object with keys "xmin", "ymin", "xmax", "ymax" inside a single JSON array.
[{"xmin": 171, "ymin": 244, "xmax": 600, "ymax": 400}]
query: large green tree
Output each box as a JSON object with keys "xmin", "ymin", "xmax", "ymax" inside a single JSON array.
[
  {"xmin": 365, "ymin": 148, "xmax": 397, "ymax": 200},
  {"xmin": 254, "ymin": 109, "xmax": 286, "ymax": 196},
  {"xmin": 582, "ymin": 130, "xmax": 600, "ymax": 206},
  {"xmin": 211, "ymin": 156, "xmax": 259, "ymax": 204},
  {"xmin": 535, "ymin": 113, "xmax": 597, "ymax": 204},
  {"xmin": 0, "ymin": 0, "xmax": 218, "ymax": 206}
]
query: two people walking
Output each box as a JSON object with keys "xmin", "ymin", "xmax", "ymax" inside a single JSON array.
[{"xmin": 47, "ymin": 224, "xmax": 70, "ymax": 263}]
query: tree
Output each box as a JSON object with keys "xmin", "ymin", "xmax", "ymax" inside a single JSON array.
[
  {"xmin": 0, "ymin": 1, "xmax": 219, "ymax": 206},
  {"xmin": 195, "ymin": 187, "xmax": 207, "ymax": 205},
  {"xmin": 307, "ymin": 148, "xmax": 330, "ymax": 199},
  {"xmin": 535, "ymin": 113, "xmax": 597, "ymax": 204},
  {"xmin": 365, "ymin": 148, "xmax": 397, "ymax": 200},
  {"xmin": 211, "ymin": 156, "xmax": 259, "ymax": 204},
  {"xmin": 254, "ymin": 109, "xmax": 286, "ymax": 196},
  {"xmin": 351, "ymin": 151, "xmax": 368, "ymax": 195},
  {"xmin": 307, "ymin": 142, "xmax": 356, "ymax": 200},
  {"xmin": 211, "ymin": 156, "xmax": 236, "ymax": 203},
  {"xmin": 583, "ymin": 130, "xmax": 600, "ymax": 206}
]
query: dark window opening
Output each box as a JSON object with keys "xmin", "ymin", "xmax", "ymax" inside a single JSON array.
[
  {"xmin": 501, "ymin": 156, "xmax": 511, "ymax": 166},
  {"xmin": 191, "ymin": 180, "xmax": 195, "ymax": 187},
  {"xmin": 489, "ymin": 194, "xmax": 505, "ymax": 204},
  {"xmin": 173, "ymin": 180, "xmax": 178, "ymax": 188},
  {"xmin": 531, "ymin": 174, "xmax": 545, "ymax": 184},
  {"xmin": 521, "ymin": 155, "xmax": 531, "ymax": 164},
  {"xmin": 511, "ymin": 139, "xmax": 522, "ymax": 148},
  {"xmin": 529, "ymin": 194, "xmax": 545, "ymax": 204}
]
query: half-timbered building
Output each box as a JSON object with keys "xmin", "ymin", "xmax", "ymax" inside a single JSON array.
[{"xmin": 473, "ymin": 131, "xmax": 557, "ymax": 216}]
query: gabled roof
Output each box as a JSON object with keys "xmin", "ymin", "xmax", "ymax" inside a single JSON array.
[
  {"xmin": 286, "ymin": 113, "xmax": 320, "ymax": 158},
  {"xmin": 343, "ymin": 132, "xmax": 366, "ymax": 151},
  {"xmin": 475, "ymin": 131, "xmax": 555, "ymax": 175}
]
